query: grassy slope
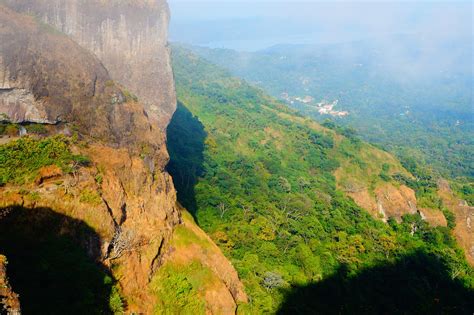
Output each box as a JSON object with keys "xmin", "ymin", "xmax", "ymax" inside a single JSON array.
[
  {"xmin": 150, "ymin": 211, "xmax": 219, "ymax": 314},
  {"xmin": 170, "ymin": 46, "xmax": 474, "ymax": 313}
]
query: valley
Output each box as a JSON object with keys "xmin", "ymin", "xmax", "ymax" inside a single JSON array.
[
  {"xmin": 0, "ymin": 1, "xmax": 472, "ymax": 314},
  {"xmin": 168, "ymin": 46, "xmax": 474, "ymax": 313},
  {"xmin": 187, "ymin": 39, "xmax": 473, "ymax": 182}
]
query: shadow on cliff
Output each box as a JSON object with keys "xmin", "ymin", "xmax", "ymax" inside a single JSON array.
[
  {"xmin": 166, "ymin": 102, "xmax": 207, "ymax": 220},
  {"xmin": 277, "ymin": 250, "xmax": 474, "ymax": 315},
  {"xmin": 0, "ymin": 205, "xmax": 117, "ymax": 315}
]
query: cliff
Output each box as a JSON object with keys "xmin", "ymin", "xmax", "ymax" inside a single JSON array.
[
  {"xmin": 0, "ymin": 255, "xmax": 20, "ymax": 315},
  {"xmin": 438, "ymin": 180, "xmax": 474, "ymax": 264},
  {"xmin": 2, "ymin": 0, "xmax": 177, "ymax": 168},
  {"xmin": 3, "ymin": 0, "xmax": 176, "ymax": 133},
  {"xmin": 334, "ymin": 144, "xmax": 447, "ymax": 227},
  {"xmin": 334, "ymin": 139, "xmax": 473, "ymax": 265},
  {"xmin": 0, "ymin": 3, "xmax": 180, "ymax": 309},
  {"xmin": 0, "ymin": 3, "xmax": 246, "ymax": 313}
]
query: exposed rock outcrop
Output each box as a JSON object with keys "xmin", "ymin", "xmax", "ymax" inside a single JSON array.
[
  {"xmin": 0, "ymin": 255, "xmax": 21, "ymax": 315},
  {"xmin": 334, "ymin": 139, "xmax": 474, "ymax": 266},
  {"xmin": 0, "ymin": 2, "xmax": 247, "ymax": 312},
  {"xmin": 334, "ymin": 142, "xmax": 447, "ymax": 227},
  {"xmin": 0, "ymin": 5, "xmax": 181, "ymax": 310},
  {"xmin": 0, "ymin": 5, "xmax": 157, "ymax": 149},
  {"xmin": 152, "ymin": 209, "xmax": 248, "ymax": 314},
  {"xmin": 438, "ymin": 180, "xmax": 474, "ymax": 265},
  {"xmin": 3, "ymin": 0, "xmax": 176, "ymax": 134},
  {"xmin": 342, "ymin": 182, "xmax": 447, "ymax": 227}
]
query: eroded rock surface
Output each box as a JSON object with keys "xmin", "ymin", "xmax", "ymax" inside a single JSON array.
[
  {"xmin": 0, "ymin": 3, "xmax": 247, "ymax": 312},
  {"xmin": 3, "ymin": 0, "xmax": 176, "ymax": 133},
  {"xmin": 438, "ymin": 180, "xmax": 474, "ymax": 265},
  {"xmin": 0, "ymin": 5, "xmax": 181, "ymax": 309},
  {"xmin": 0, "ymin": 255, "xmax": 21, "ymax": 315}
]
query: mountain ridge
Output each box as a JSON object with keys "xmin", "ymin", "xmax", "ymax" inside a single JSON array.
[
  {"xmin": 0, "ymin": 3, "xmax": 247, "ymax": 313},
  {"xmin": 169, "ymin": 45, "xmax": 474, "ymax": 312}
]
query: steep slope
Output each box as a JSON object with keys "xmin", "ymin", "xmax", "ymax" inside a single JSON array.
[
  {"xmin": 186, "ymin": 42, "xmax": 473, "ymax": 180},
  {"xmin": 169, "ymin": 46, "xmax": 474, "ymax": 312},
  {"xmin": 438, "ymin": 180, "xmax": 474, "ymax": 265},
  {"xmin": 152, "ymin": 208, "xmax": 247, "ymax": 314},
  {"xmin": 0, "ymin": 5, "xmax": 180, "ymax": 311},
  {"xmin": 0, "ymin": 5, "xmax": 246, "ymax": 313},
  {"xmin": 0, "ymin": 255, "xmax": 20, "ymax": 314},
  {"xmin": 333, "ymin": 137, "xmax": 447, "ymax": 227},
  {"xmin": 184, "ymin": 43, "xmax": 474, "ymax": 267},
  {"xmin": 4, "ymin": 0, "xmax": 176, "ymax": 133}
]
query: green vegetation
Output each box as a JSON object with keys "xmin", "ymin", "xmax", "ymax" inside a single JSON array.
[
  {"xmin": 170, "ymin": 47, "xmax": 474, "ymax": 313},
  {"xmin": 172, "ymin": 224, "xmax": 211, "ymax": 250},
  {"xmin": 24, "ymin": 123, "xmax": 48, "ymax": 135},
  {"xmin": 278, "ymin": 249, "xmax": 474, "ymax": 314},
  {"xmin": 0, "ymin": 123, "xmax": 19, "ymax": 136},
  {"xmin": 150, "ymin": 261, "xmax": 208, "ymax": 314},
  {"xmin": 453, "ymin": 181, "xmax": 474, "ymax": 207},
  {"xmin": 0, "ymin": 135, "xmax": 86, "ymax": 185},
  {"xmin": 107, "ymin": 278, "xmax": 125, "ymax": 314},
  {"xmin": 79, "ymin": 189, "xmax": 102, "ymax": 205},
  {"xmin": 186, "ymin": 41, "xmax": 473, "ymax": 187}
]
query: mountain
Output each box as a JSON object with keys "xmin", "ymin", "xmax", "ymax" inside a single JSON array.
[
  {"xmin": 184, "ymin": 38, "xmax": 474, "ymax": 183},
  {"xmin": 169, "ymin": 45, "xmax": 474, "ymax": 313},
  {"xmin": 1, "ymin": 2, "xmax": 473, "ymax": 313},
  {"xmin": 0, "ymin": 2, "xmax": 246, "ymax": 313}
]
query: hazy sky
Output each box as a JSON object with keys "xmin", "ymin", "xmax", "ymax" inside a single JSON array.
[{"xmin": 169, "ymin": 1, "xmax": 473, "ymax": 50}]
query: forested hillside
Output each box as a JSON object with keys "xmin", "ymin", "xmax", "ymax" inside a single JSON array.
[
  {"xmin": 169, "ymin": 46, "xmax": 474, "ymax": 313},
  {"xmin": 186, "ymin": 38, "xmax": 473, "ymax": 188}
]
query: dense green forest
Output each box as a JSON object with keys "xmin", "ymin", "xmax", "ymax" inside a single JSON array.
[
  {"xmin": 169, "ymin": 46, "xmax": 474, "ymax": 313},
  {"xmin": 185, "ymin": 38, "xmax": 473, "ymax": 186}
]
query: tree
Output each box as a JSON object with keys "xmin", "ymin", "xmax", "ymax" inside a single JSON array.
[
  {"xmin": 218, "ymin": 202, "xmax": 229, "ymax": 219},
  {"xmin": 278, "ymin": 177, "xmax": 291, "ymax": 193},
  {"xmin": 262, "ymin": 271, "xmax": 285, "ymax": 291},
  {"xmin": 108, "ymin": 228, "xmax": 137, "ymax": 260}
]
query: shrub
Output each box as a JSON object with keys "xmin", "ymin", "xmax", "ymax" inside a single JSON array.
[
  {"xmin": 3, "ymin": 124, "xmax": 19, "ymax": 136},
  {"xmin": 79, "ymin": 189, "xmax": 102, "ymax": 205},
  {"xmin": 25, "ymin": 124, "xmax": 48, "ymax": 135},
  {"xmin": 0, "ymin": 136, "xmax": 78, "ymax": 185},
  {"xmin": 73, "ymin": 155, "xmax": 92, "ymax": 167}
]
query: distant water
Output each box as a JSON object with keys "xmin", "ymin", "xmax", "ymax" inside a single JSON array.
[
  {"xmin": 200, "ymin": 34, "xmax": 320, "ymax": 52},
  {"xmin": 197, "ymin": 32, "xmax": 373, "ymax": 52}
]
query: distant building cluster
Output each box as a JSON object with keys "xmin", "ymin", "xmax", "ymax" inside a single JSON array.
[
  {"xmin": 316, "ymin": 100, "xmax": 349, "ymax": 117},
  {"xmin": 281, "ymin": 92, "xmax": 349, "ymax": 117}
]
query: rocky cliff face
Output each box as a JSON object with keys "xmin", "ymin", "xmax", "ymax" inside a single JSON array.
[
  {"xmin": 438, "ymin": 180, "xmax": 474, "ymax": 265},
  {"xmin": 335, "ymin": 142, "xmax": 473, "ymax": 265},
  {"xmin": 334, "ymin": 143, "xmax": 448, "ymax": 227},
  {"xmin": 3, "ymin": 0, "xmax": 176, "ymax": 133},
  {"xmin": 0, "ymin": 2, "xmax": 246, "ymax": 313},
  {"xmin": 3, "ymin": 0, "xmax": 176, "ymax": 168},
  {"xmin": 0, "ymin": 4, "xmax": 181, "ymax": 310},
  {"xmin": 0, "ymin": 255, "xmax": 21, "ymax": 315},
  {"xmin": 0, "ymin": 6, "xmax": 152, "ymax": 147}
]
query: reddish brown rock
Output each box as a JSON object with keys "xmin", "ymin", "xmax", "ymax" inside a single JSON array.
[
  {"xmin": 438, "ymin": 180, "xmax": 474, "ymax": 265},
  {"xmin": 0, "ymin": 255, "xmax": 21, "ymax": 315},
  {"xmin": 0, "ymin": 3, "xmax": 247, "ymax": 312}
]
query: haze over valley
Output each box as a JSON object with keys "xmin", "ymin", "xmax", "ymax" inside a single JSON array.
[{"xmin": 0, "ymin": 0, "xmax": 472, "ymax": 314}]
